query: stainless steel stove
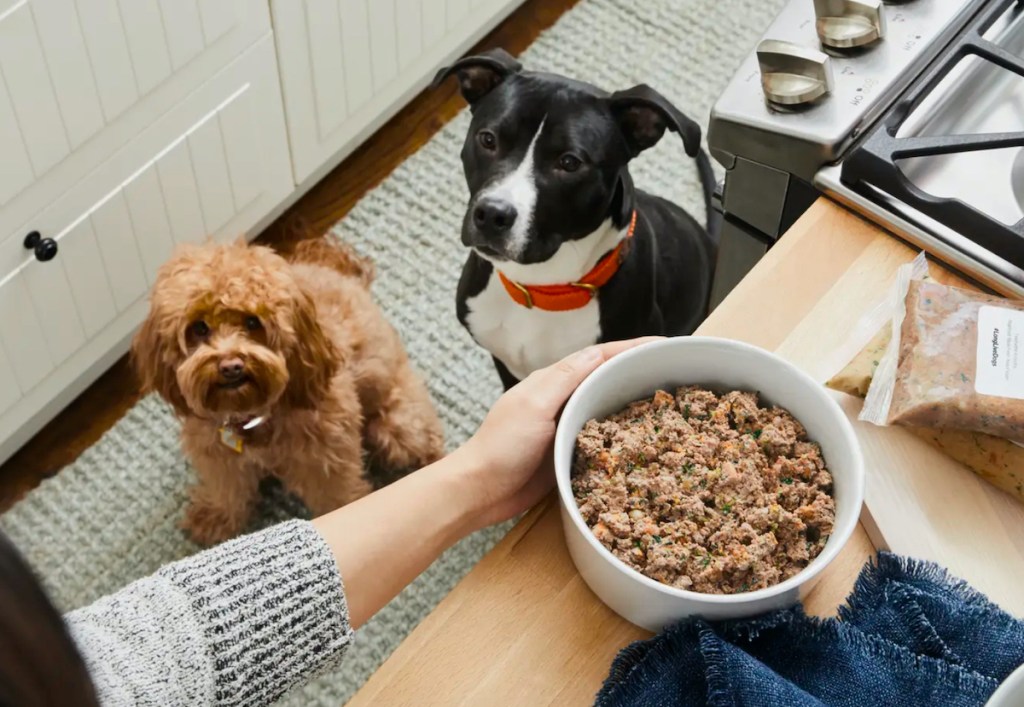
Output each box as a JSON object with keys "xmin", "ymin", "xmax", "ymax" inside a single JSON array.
[{"xmin": 708, "ymin": 0, "xmax": 1024, "ymax": 308}]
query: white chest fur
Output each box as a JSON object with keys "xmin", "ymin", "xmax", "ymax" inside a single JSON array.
[
  {"xmin": 463, "ymin": 216, "xmax": 627, "ymax": 380},
  {"xmin": 464, "ymin": 272, "xmax": 601, "ymax": 381}
]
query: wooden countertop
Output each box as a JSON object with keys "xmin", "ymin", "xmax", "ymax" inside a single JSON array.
[{"xmin": 349, "ymin": 198, "xmax": 1022, "ymax": 706}]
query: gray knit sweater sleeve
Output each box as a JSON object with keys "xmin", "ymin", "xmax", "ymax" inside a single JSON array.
[{"xmin": 64, "ymin": 520, "xmax": 353, "ymax": 706}]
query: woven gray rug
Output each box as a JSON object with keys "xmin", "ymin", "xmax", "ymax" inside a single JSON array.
[{"xmin": 0, "ymin": 0, "xmax": 784, "ymax": 703}]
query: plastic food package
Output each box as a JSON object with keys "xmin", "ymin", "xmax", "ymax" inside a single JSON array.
[
  {"xmin": 826, "ymin": 324, "xmax": 893, "ymax": 398},
  {"xmin": 861, "ymin": 257, "xmax": 1024, "ymax": 444},
  {"xmin": 827, "ymin": 325, "xmax": 1024, "ymax": 504},
  {"xmin": 827, "ymin": 252, "xmax": 928, "ymax": 398}
]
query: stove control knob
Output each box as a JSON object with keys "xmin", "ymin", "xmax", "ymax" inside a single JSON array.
[
  {"xmin": 814, "ymin": 0, "xmax": 887, "ymax": 49},
  {"xmin": 756, "ymin": 40, "xmax": 834, "ymax": 107}
]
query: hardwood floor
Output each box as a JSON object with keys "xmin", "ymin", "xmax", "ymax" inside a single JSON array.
[{"xmin": 0, "ymin": 0, "xmax": 582, "ymax": 512}]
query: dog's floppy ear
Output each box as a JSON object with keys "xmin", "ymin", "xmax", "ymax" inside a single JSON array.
[
  {"xmin": 431, "ymin": 48, "xmax": 522, "ymax": 105},
  {"xmin": 132, "ymin": 311, "xmax": 190, "ymax": 416},
  {"xmin": 610, "ymin": 169, "xmax": 636, "ymax": 227},
  {"xmin": 285, "ymin": 290, "xmax": 340, "ymax": 408},
  {"xmin": 609, "ymin": 85, "xmax": 701, "ymax": 158}
]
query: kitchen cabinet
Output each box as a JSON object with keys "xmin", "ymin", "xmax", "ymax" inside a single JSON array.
[
  {"xmin": 0, "ymin": 0, "xmax": 270, "ymax": 244},
  {"xmin": 271, "ymin": 0, "xmax": 524, "ymax": 182}
]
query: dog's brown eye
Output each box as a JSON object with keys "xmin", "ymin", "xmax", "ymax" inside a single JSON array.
[
  {"xmin": 244, "ymin": 316, "xmax": 262, "ymax": 332},
  {"xmin": 190, "ymin": 320, "xmax": 210, "ymax": 338},
  {"xmin": 477, "ymin": 130, "xmax": 497, "ymax": 151},
  {"xmin": 558, "ymin": 153, "xmax": 582, "ymax": 172}
]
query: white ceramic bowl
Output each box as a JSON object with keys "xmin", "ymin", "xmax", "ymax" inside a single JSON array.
[
  {"xmin": 986, "ymin": 663, "xmax": 1024, "ymax": 707},
  {"xmin": 554, "ymin": 337, "xmax": 865, "ymax": 632}
]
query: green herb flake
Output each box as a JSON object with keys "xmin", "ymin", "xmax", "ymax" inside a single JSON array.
[
  {"xmin": 752, "ymin": 429, "xmax": 763, "ymax": 440},
  {"xmin": 683, "ymin": 405, "xmax": 691, "ymax": 420},
  {"xmin": 654, "ymin": 426, "xmax": 661, "ymax": 433},
  {"xmin": 960, "ymin": 372, "xmax": 969, "ymax": 383},
  {"xmin": 781, "ymin": 477, "xmax": 794, "ymax": 485},
  {"xmin": 721, "ymin": 503, "xmax": 733, "ymax": 514},
  {"xmin": 652, "ymin": 535, "xmax": 662, "ymax": 543},
  {"xmin": 740, "ymin": 582, "xmax": 751, "ymax": 592},
  {"xmin": 701, "ymin": 555, "xmax": 711, "ymax": 568}
]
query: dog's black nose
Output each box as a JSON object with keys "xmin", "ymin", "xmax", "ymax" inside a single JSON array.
[
  {"xmin": 472, "ymin": 198, "xmax": 517, "ymax": 235},
  {"xmin": 219, "ymin": 358, "xmax": 245, "ymax": 381}
]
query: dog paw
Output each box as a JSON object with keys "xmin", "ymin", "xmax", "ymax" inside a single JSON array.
[
  {"xmin": 365, "ymin": 416, "xmax": 445, "ymax": 473},
  {"xmin": 182, "ymin": 503, "xmax": 242, "ymax": 546}
]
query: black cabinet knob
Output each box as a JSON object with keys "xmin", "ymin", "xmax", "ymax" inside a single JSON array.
[{"xmin": 23, "ymin": 231, "xmax": 58, "ymax": 262}]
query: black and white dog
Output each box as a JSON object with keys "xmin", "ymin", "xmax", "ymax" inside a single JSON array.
[{"xmin": 433, "ymin": 49, "xmax": 719, "ymax": 390}]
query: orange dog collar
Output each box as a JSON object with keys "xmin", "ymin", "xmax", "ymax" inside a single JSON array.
[{"xmin": 498, "ymin": 210, "xmax": 638, "ymax": 312}]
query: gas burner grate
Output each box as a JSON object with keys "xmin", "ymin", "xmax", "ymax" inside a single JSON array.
[{"xmin": 842, "ymin": 0, "xmax": 1024, "ymax": 270}]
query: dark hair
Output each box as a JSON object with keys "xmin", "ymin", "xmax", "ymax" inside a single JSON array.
[{"xmin": 0, "ymin": 532, "xmax": 99, "ymax": 706}]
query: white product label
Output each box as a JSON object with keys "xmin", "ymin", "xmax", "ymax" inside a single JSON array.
[{"xmin": 975, "ymin": 305, "xmax": 1024, "ymax": 400}]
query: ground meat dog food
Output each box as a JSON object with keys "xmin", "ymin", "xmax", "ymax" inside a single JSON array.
[
  {"xmin": 888, "ymin": 280, "xmax": 1024, "ymax": 443},
  {"xmin": 571, "ymin": 387, "xmax": 835, "ymax": 594}
]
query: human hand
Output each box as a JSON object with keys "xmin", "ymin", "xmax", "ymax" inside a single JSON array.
[
  {"xmin": 454, "ymin": 338, "xmax": 661, "ymax": 529},
  {"xmin": 314, "ymin": 337, "xmax": 660, "ymax": 629}
]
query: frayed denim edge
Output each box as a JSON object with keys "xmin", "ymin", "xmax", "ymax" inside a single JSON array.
[
  {"xmin": 718, "ymin": 609, "xmax": 999, "ymax": 701},
  {"xmin": 593, "ymin": 553, "xmax": 1006, "ymax": 706},
  {"xmin": 698, "ymin": 623, "xmax": 737, "ymax": 707}
]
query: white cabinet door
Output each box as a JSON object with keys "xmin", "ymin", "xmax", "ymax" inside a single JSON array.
[
  {"xmin": 272, "ymin": 0, "xmax": 525, "ymax": 183},
  {"xmin": 0, "ymin": 35, "xmax": 291, "ymax": 439},
  {"xmin": 0, "ymin": 273, "xmax": 54, "ymax": 407},
  {"xmin": 0, "ymin": 337, "xmax": 20, "ymax": 417},
  {"xmin": 0, "ymin": 0, "xmax": 271, "ymax": 244}
]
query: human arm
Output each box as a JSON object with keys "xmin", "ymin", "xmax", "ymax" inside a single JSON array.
[
  {"xmin": 64, "ymin": 338, "xmax": 655, "ymax": 705},
  {"xmin": 65, "ymin": 519, "xmax": 350, "ymax": 706}
]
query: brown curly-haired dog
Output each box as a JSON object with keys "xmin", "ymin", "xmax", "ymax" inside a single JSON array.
[{"xmin": 133, "ymin": 238, "xmax": 444, "ymax": 546}]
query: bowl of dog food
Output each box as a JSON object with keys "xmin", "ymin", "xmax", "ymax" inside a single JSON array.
[{"xmin": 553, "ymin": 337, "xmax": 864, "ymax": 631}]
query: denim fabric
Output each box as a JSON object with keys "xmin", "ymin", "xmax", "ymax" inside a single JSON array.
[{"xmin": 596, "ymin": 553, "xmax": 1024, "ymax": 707}]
